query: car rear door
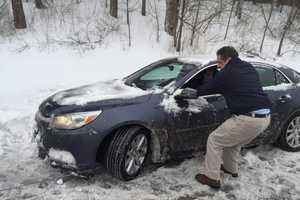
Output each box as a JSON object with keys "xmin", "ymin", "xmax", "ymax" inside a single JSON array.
[{"xmin": 252, "ymin": 63, "xmax": 294, "ymax": 143}]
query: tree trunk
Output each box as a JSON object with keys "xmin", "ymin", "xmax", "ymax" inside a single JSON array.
[
  {"xmin": 176, "ymin": 0, "xmax": 186, "ymax": 52},
  {"xmin": 277, "ymin": 5, "xmax": 298, "ymax": 56},
  {"xmin": 153, "ymin": 0, "xmax": 160, "ymax": 42},
  {"xmin": 127, "ymin": 0, "xmax": 131, "ymax": 47},
  {"xmin": 35, "ymin": 0, "xmax": 46, "ymax": 9},
  {"xmin": 190, "ymin": 0, "xmax": 201, "ymax": 46},
  {"xmin": 260, "ymin": 2, "xmax": 273, "ymax": 53},
  {"xmin": 142, "ymin": 0, "xmax": 146, "ymax": 16},
  {"xmin": 236, "ymin": 0, "xmax": 244, "ymax": 19},
  {"xmin": 164, "ymin": 0, "xmax": 179, "ymax": 37},
  {"xmin": 110, "ymin": 0, "xmax": 118, "ymax": 18},
  {"xmin": 224, "ymin": 0, "xmax": 235, "ymax": 40},
  {"xmin": 11, "ymin": 0, "xmax": 27, "ymax": 29}
]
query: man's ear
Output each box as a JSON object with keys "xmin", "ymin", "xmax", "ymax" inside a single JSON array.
[{"xmin": 225, "ymin": 57, "xmax": 232, "ymax": 65}]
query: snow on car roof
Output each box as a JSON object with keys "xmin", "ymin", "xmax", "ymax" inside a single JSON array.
[
  {"xmin": 178, "ymin": 54, "xmax": 288, "ymax": 70},
  {"xmin": 177, "ymin": 55, "xmax": 215, "ymax": 66}
]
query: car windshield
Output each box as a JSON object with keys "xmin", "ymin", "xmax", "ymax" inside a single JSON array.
[{"xmin": 125, "ymin": 61, "xmax": 197, "ymax": 90}]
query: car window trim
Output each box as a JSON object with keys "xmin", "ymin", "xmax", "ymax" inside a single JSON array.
[{"xmin": 201, "ymin": 94, "xmax": 222, "ymax": 98}]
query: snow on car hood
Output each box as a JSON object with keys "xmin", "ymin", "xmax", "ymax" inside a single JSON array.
[{"xmin": 52, "ymin": 79, "xmax": 150, "ymax": 105}]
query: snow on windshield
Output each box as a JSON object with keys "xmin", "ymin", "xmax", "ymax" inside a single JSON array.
[
  {"xmin": 161, "ymin": 89, "xmax": 210, "ymax": 114},
  {"xmin": 52, "ymin": 79, "xmax": 150, "ymax": 105}
]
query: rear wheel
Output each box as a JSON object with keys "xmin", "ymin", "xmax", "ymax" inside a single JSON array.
[
  {"xmin": 105, "ymin": 126, "xmax": 150, "ymax": 181},
  {"xmin": 277, "ymin": 113, "xmax": 300, "ymax": 152}
]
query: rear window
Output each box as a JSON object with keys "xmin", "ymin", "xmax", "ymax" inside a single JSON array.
[
  {"xmin": 279, "ymin": 65, "xmax": 300, "ymax": 83},
  {"xmin": 255, "ymin": 67, "xmax": 276, "ymax": 87}
]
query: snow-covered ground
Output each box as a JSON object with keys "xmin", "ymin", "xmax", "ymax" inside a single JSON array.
[{"xmin": 1, "ymin": 46, "xmax": 300, "ymax": 200}]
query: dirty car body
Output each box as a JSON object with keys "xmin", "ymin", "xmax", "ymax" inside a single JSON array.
[{"xmin": 34, "ymin": 57, "xmax": 300, "ymax": 180}]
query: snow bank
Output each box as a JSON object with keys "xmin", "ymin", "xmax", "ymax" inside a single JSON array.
[{"xmin": 1, "ymin": 49, "xmax": 300, "ymax": 200}]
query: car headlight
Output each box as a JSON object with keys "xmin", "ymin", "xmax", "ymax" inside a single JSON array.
[{"xmin": 52, "ymin": 110, "xmax": 102, "ymax": 129}]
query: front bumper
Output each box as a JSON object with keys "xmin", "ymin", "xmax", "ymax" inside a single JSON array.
[{"xmin": 34, "ymin": 111, "xmax": 103, "ymax": 172}]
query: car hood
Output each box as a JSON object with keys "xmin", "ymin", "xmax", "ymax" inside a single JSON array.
[
  {"xmin": 38, "ymin": 79, "xmax": 154, "ymax": 117},
  {"xmin": 51, "ymin": 79, "xmax": 151, "ymax": 106}
]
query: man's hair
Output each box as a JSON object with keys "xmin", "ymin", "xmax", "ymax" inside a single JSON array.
[{"xmin": 216, "ymin": 46, "xmax": 239, "ymax": 60}]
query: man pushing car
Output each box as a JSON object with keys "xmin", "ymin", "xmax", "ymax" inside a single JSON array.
[{"xmin": 192, "ymin": 46, "xmax": 272, "ymax": 189}]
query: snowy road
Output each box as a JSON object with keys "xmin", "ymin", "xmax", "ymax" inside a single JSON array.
[{"xmin": 1, "ymin": 49, "xmax": 300, "ymax": 200}]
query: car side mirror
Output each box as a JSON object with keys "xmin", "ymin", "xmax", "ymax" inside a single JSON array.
[{"xmin": 176, "ymin": 88, "xmax": 198, "ymax": 100}]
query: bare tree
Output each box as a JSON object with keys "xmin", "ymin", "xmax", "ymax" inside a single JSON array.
[
  {"xmin": 126, "ymin": 0, "xmax": 131, "ymax": 46},
  {"xmin": 110, "ymin": 0, "xmax": 118, "ymax": 18},
  {"xmin": 164, "ymin": 0, "xmax": 179, "ymax": 37},
  {"xmin": 224, "ymin": 0, "xmax": 235, "ymax": 40},
  {"xmin": 149, "ymin": 0, "xmax": 160, "ymax": 42},
  {"xmin": 35, "ymin": 0, "xmax": 47, "ymax": 9},
  {"xmin": 11, "ymin": 0, "xmax": 26, "ymax": 29},
  {"xmin": 236, "ymin": 0, "xmax": 244, "ymax": 19},
  {"xmin": 277, "ymin": 3, "xmax": 299, "ymax": 56},
  {"xmin": 142, "ymin": 0, "xmax": 146, "ymax": 16},
  {"xmin": 190, "ymin": 0, "xmax": 201, "ymax": 46},
  {"xmin": 259, "ymin": 2, "xmax": 274, "ymax": 53},
  {"xmin": 176, "ymin": 0, "xmax": 186, "ymax": 52}
]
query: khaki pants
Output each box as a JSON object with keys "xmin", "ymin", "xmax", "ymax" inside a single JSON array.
[{"xmin": 204, "ymin": 114, "xmax": 271, "ymax": 180}]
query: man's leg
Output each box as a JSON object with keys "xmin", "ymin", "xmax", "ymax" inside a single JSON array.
[
  {"xmin": 222, "ymin": 115, "xmax": 271, "ymax": 175},
  {"xmin": 199, "ymin": 115, "xmax": 270, "ymax": 183},
  {"xmin": 222, "ymin": 145, "xmax": 241, "ymax": 175},
  {"xmin": 204, "ymin": 130, "xmax": 224, "ymax": 180}
]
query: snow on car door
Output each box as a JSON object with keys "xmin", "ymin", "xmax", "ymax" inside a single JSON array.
[{"xmin": 165, "ymin": 93, "xmax": 229, "ymax": 154}]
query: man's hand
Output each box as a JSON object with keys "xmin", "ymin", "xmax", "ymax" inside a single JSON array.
[{"xmin": 176, "ymin": 88, "xmax": 198, "ymax": 100}]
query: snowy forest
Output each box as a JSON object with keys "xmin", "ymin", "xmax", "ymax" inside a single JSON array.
[
  {"xmin": 1, "ymin": 1, "xmax": 300, "ymax": 200},
  {"xmin": 1, "ymin": 0, "xmax": 300, "ymax": 56}
]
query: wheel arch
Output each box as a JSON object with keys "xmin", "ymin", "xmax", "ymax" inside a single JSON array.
[
  {"xmin": 96, "ymin": 121, "xmax": 168, "ymax": 164},
  {"xmin": 275, "ymin": 108, "xmax": 300, "ymax": 143}
]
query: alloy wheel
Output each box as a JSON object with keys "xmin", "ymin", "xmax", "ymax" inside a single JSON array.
[{"xmin": 124, "ymin": 134, "xmax": 148, "ymax": 175}]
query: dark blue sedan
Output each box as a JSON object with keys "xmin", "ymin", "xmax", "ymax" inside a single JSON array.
[{"xmin": 34, "ymin": 56, "xmax": 300, "ymax": 180}]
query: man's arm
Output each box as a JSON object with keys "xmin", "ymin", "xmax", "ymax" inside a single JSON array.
[{"xmin": 196, "ymin": 71, "xmax": 224, "ymax": 96}]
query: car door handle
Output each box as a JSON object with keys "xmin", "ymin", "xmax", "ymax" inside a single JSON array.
[{"xmin": 278, "ymin": 95, "xmax": 291, "ymax": 103}]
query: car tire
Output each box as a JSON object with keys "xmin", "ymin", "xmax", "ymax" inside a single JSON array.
[
  {"xmin": 277, "ymin": 112, "xmax": 300, "ymax": 152},
  {"xmin": 105, "ymin": 126, "xmax": 150, "ymax": 181}
]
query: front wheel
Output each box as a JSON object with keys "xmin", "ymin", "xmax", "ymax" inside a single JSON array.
[
  {"xmin": 277, "ymin": 113, "xmax": 300, "ymax": 152},
  {"xmin": 105, "ymin": 126, "xmax": 150, "ymax": 181}
]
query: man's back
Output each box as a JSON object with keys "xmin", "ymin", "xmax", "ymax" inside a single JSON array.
[{"xmin": 197, "ymin": 57, "xmax": 272, "ymax": 114}]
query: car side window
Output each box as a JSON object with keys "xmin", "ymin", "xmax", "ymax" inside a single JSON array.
[
  {"xmin": 274, "ymin": 69, "xmax": 289, "ymax": 85},
  {"xmin": 182, "ymin": 65, "xmax": 219, "ymax": 89},
  {"xmin": 255, "ymin": 67, "xmax": 276, "ymax": 87}
]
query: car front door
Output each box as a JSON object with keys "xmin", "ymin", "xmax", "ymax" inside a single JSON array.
[{"xmin": 166, "ymin": 65, "xmax": 231, "ymax": 154}]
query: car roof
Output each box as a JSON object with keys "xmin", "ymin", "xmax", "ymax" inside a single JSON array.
[
  {"xmin": 177, "ymin": 55, "xmax": 285, "ymax": 69},
  {"xmin": 175, "ymin": 54, "xmax": 300, "ymax": 84}
]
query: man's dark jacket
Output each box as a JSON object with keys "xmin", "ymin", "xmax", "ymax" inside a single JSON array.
[{"xmin": 197, "ymin": 57, "xmax": 272, "ymax": 115}]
